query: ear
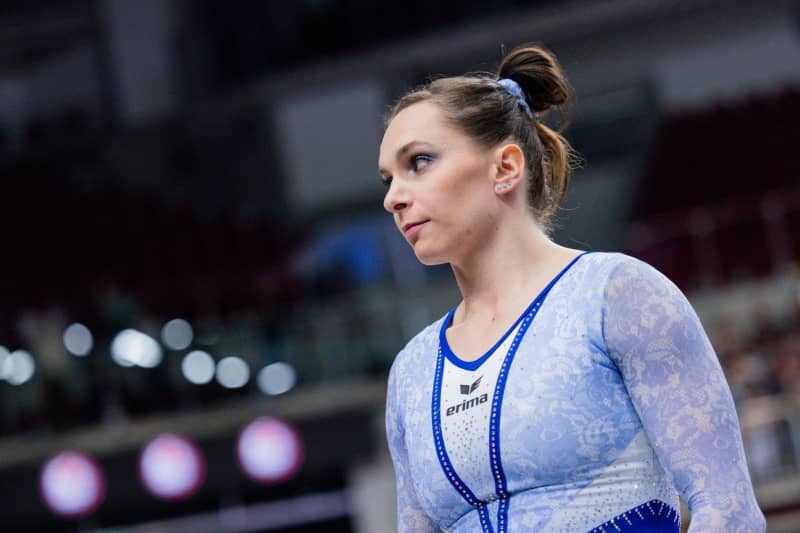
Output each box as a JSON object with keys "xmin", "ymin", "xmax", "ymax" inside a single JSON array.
[{"xmin": 492, "ymin": 143, "xmax": 525, "ymax": 196}]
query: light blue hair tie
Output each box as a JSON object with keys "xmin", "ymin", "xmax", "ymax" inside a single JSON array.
[{"xmin": 497, "ymin": 78, "xmax": 533, "ymax": 118}]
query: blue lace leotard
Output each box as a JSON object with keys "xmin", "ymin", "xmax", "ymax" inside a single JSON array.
[{"xmin": 385, "ymin": 252, "xmax": 765, "ymax": 532}]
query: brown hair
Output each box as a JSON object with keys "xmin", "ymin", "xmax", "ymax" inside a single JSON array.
[{"xmin": 386, "ymin": 43, "xmax": 579, "ymax": 231}]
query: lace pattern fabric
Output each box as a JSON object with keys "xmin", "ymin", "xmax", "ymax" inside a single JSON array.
[{"xmin": 385, "ymin": 252, "xmax": 765, "ymax": 532}]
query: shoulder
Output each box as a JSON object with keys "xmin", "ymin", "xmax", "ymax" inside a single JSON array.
[
  {"xmin": 386, "ymin": 314, "xmax": 446, "ymax": 421},
  {"xmin": 600, "ymin": 252, "xmax": 699, "ymax": 344},
  {"xmin": 389, "ymin": 314, "xmax": 446, "ymax": 382},
  {"xmin": 578, "ymin": 251, "xmax": 676, "ymax": 291},
  {"xmin": 600, "ymin": 252, "xmax": 683, "ymax": 299},
  {"xmin": 557, "ymin": 251, "xmax": 650, "ymax": 297},
  {"xmin": 580, "ymin": 250, "xmax": 642, "ymax": 273},
  {"xmin": 566, "ymin": 252, "xmax": 684, "ymax": 318}
]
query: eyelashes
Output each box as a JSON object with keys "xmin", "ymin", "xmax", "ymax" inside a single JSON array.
[
  {"xmin": 380, "ymin": 153, "xmax": 436, "ymax": 188},
  {"xmin": 410, "ymin": 153, "xmax": 434, "ymax": 172}
]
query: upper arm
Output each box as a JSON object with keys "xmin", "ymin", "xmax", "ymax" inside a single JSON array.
[{"xmin": 602, "ymin": 257, "xmax": 766, "ymax": 532}]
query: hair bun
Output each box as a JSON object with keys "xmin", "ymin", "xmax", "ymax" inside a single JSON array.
[{"xmin": 498, "ymin": 44, "xmax": 570, "ymax": 114}]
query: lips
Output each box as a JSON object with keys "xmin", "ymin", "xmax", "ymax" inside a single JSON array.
[{"xmin": 402, "ymin": 220, "xmax": 429, "ymax": 237}]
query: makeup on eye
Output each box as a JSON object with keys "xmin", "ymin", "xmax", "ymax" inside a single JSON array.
[
  {"xmin": 380, "ymin": 153, "xmax": 435, "ymax": 187},
  {"xmin": 410, "ymin": 153, "xmax": 435, "ymax": 172}
]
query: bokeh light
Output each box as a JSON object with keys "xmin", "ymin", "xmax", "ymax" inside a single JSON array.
[
  {"xmin": 139, "ymin": 433, "xmax": 205, "ymax": 501},
  {"xmin": 216, "ymin": 356, "xmax": 250, "ymax": 389},
  {"xmin": 257, "ymin": 362, "xmax": 296, "ymax": 396},
  {"xmin": 237, "ymin": 417, "xmax": 304, "ymax": 484},
  {"xmin": 161, "ymin": 318, "xmax": 193, "ymax": 350},
  {"xmin": 181, "ymin": 350, "xmax": 215, "ymax": 385},
  {"xmin": 0, "ymin": 345, "xmax": 10, "ymax": 380},
  {"xmin": 63, "ymin": 323, "xmax": 93, "ymax": 357},
  {"xmin": 111, "ymin": 329, "xmax": 163, "ymax": 368},
  {"xmin": 40, "ymin": 451, "xmax": 105, "ymax": 518},
  {"xmin": 6, "ymin": 350, "xmax": 35, "ymax": 385}
]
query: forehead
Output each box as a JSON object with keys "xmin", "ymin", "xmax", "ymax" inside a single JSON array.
[{"xmin": 379, "ymin": 101, "xmax": 462, "ymax": 164}]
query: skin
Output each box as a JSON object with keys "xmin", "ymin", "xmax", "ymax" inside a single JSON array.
[{"xmin": 379, "ymin": 101, "xmax": 582, "ymax": 361}]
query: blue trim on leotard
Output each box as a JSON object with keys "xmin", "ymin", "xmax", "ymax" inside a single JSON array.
[
  {"xmin": 587, "ymin": 499, "xmax": 680, "ymax": 533},
  {"xmin": 439, "ymin": 252, "xmax": 591, "ymax": 371},
  {"xmin": 489, "ymin": 251, "xmax": 590, "ymax": 531},
  {"xmin": 439, "ymin": 306, "xmax": 527, "ymax": 371},
  {"xmin": 490, "ymin": 305, "xmax": 537, "ymax": 532},
  {"xmin": 432, "ymin": 252, "xmax": 591, "ymax": 531},
  {"xmin": 431, "ymin": 340, "xmax": 495, "ymax": 532}
]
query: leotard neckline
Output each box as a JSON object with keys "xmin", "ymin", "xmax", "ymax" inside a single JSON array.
[{"xmin": 439, "ymin": 251, "xmax": 591, "ymax": 371}]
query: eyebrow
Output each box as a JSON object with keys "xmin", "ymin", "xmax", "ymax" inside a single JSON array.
[{"xmin": 378, "ymin": 140, "xmax": 434, "ymax": 175}]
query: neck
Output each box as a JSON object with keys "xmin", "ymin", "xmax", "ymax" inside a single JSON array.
[{"xmin": 449, "ymin": 213, "xmax": 577, "ymax": 326}]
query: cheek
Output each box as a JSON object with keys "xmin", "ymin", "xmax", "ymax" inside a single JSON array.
[
  {"xmin": 423, "ymin": 157, "xmax": 495, "ymax": 240},
  {"xmin": 428, "ymin": 196, "xmax": 496, "ymax": 255},
  {"xmin": 412, "ymin": 201, "xmax": 495, "ymax": 265},
  {"xmin": 448, "ymin": 183, "xmax": 497, "ymax": 227},
  {"xmin": 461, "ymin": 208, "xmax": 499, "ymax": 243}
]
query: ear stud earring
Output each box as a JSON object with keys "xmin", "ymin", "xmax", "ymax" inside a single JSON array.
[{"xmin": 495, "ymin": 182, "xmax": 511, "ymax": 192}]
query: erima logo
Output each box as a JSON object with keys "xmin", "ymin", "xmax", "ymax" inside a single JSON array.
[
  {"xmin": 447, "ymin": 376, "xmax": 487, "ymax": 416},
  {"xmin": 460, "ymin": 376, "xmax": 482, "ymax": 395}
]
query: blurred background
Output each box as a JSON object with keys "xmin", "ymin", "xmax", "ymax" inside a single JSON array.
[{"xmin": 0, "ymin": 0, "xmax": 798, "ymax": 531}]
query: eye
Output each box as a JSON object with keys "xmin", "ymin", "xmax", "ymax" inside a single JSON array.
[
  {"xmin": 380, "ymin": 175, "xmax": 393, "ymax": 188},
  {"xmin": 410, "ymin": 153, "xmax": 434, "ymax": 172}
]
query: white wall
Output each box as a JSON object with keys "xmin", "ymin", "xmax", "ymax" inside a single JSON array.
[
  {"xmin": 564, "ymin": 5, "xmax": 800, "ymax": 111},
  {"xmin": 274, "ymin": 80, "xmax": 384, "ymax": 213}
]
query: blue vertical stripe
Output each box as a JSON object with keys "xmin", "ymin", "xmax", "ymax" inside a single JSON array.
[
  {"xmin": 432, "ymin": 251, "xmax": 591, "ymax": 532},
  {"xmin": 431, "ymin": 342, "xmax": 494, "ymax": 532},
  {"xmin": 489, "ymin": 252, "xmax": 590, "ymax": 531}
]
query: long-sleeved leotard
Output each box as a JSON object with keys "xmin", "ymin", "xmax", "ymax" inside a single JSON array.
[{"xmin": 385, "ymin": 252, "xmax": 765, "ymax": 532}]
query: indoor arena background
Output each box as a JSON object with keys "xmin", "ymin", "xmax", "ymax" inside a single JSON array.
[{"xmin": 0, "ymin": 0, "xmax": 798, "ymax": 531}]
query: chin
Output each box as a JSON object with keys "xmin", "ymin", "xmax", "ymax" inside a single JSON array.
[
  {"xmin": 417, "ymin": 256, "xmax": 449, "ymax": 267},
  {"xmin": 412, "ymin": 245, "xmax": 450, "ymax": 266}
]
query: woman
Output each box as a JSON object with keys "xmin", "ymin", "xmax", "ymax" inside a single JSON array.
[{"xmin": 380, "ymin": 44, "xmax": 766, "ymax": 532}]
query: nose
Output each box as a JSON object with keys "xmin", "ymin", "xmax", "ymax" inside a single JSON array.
[{"xmin": 383, "ymin": 181, "xmax": 410, "ymax": 214}]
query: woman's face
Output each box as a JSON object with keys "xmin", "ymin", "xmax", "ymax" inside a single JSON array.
[{"xmin": 379, "ymin": 101, "xmax": 501, "ymax": 266}]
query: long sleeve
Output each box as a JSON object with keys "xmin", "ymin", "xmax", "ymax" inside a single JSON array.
[
  {"xmin": 385, "ymin": 362, "xmax": 439, "ymax": 532},
  {"xmin": 602, "ymin": 258, "xmax": 766, "ymax": 532}
]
